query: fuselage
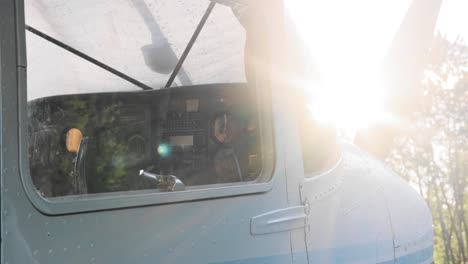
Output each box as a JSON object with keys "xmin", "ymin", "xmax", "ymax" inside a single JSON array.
[{"xmin": 0, "ymin": 0, "xmax": 434, "ymax": 263}]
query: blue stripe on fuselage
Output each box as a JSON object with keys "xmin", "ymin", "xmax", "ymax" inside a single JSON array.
[
  {"xmin": 378, "ymin": 246, "xmax": 433, "ymax": 264},
  {"xmin": 211, "ymin": 245, "xmax": 433, "ymax": 264}
]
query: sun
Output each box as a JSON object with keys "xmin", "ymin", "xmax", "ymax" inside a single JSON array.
[
  {"xmin": 305, "ymin": 78, "xmax": 389, "ymax": 135},
  {"xmin": 285, "ymin": 0, "xmax": 411, "ymax": 135}
]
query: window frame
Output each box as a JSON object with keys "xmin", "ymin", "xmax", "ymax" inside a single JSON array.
[{"xmin": 18, "ymin": 0, "xmax": 279, "ymax": 215}]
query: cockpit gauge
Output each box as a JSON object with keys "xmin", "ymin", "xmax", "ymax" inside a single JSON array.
[{"xmin": 127, "ymin": 134, "xmax": 146, "ymax": 162}]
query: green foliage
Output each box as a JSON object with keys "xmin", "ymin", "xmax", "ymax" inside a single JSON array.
[{"xmin": 386, "ymin": 34, "xmax": 468, "ymax": 264}]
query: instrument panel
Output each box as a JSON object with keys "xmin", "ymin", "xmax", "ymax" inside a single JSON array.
[{"xmin": 28, "ymin": 84, "xmax": 262, "ymax": 197}]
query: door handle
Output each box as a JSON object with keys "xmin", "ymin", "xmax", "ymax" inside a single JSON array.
[
  {"xmin": 251, "ymin": 206, "xmax": 307, "ymax": 235},
  {"xmin": 267, "ymin": 214, "xmax": 306, "ymax": 225}
]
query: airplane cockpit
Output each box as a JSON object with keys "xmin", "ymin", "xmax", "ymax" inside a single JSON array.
[
  {"xmin": 29, "ymin": 84, "xmax": 264, "ymax": 196},
  {"xmin": 26, "ymin": 0, "xmax": 275, "ymax": 198}
]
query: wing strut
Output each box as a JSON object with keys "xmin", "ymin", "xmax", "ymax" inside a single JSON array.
[{"xmin": 164, "ymin": 2, "xmax": 216, "ymax": 88}]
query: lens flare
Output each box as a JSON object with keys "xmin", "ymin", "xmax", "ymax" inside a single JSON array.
[
  {"xmin": 285, "ymin": 0, "xmax": 410, "ymax": 135},
  {"xmin": 157, "ymin": 143, "xmax": 171, "ymax": 158}
]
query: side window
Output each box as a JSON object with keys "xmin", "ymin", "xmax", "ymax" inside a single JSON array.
[
  {"xmin": 25, "ymin": 0, "xmax": 274, "ymax": 200},
  {"xmin": 298, "ymin": 108, "xmax": 339, "ymax": 175},
  {"xmin": 281, "ymin": 19, "xmax": 340, "ymax": 176}
]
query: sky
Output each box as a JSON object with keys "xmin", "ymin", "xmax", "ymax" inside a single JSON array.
[
  {"xmin": 285, "ymin": 0, "xmax": 468, "ymax": 134},
  {"xmin": 436, "ymin": 0, "xmax": 468, "ymax": 41}
]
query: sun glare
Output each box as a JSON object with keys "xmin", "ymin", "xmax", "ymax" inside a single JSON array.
[
  {"xmin": 305, "ymin": 77, "xmax": 388, "ymax": 134},
  {"xmin": 285, "ymin": 0, "xmax": 411, "ymax": 135}
]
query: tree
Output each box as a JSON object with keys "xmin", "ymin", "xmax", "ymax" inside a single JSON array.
[{"xmin": 386, "ymin": 33, "xmax": 468, "ymax": 264}]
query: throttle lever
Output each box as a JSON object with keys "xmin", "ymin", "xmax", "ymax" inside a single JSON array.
[{"xmin": 139, "ymin": 170, "xmax": 185, "ymax": 192}]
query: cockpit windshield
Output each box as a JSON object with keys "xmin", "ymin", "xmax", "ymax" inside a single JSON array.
[{"xmin": 26, "ymin": 0, "xmax": 247, "ymax": 100}]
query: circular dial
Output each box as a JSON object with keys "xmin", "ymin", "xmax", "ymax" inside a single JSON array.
[{"xmin": 127, "ymin": 134, "xmax": 147, "ymax": 164}]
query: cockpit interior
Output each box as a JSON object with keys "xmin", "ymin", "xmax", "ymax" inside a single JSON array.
[{"xmin": 28, "ymin": 84, "xmax": 264, "ymax": 197}]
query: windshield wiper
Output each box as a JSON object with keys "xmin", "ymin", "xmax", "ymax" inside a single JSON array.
[
  {"xmin": 164, "ymin": 2, "xmax": 216, "ymax": 88},
  {"xmin": 25, "ymin": 25, "xmax": 154, "ymax": 91}
]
